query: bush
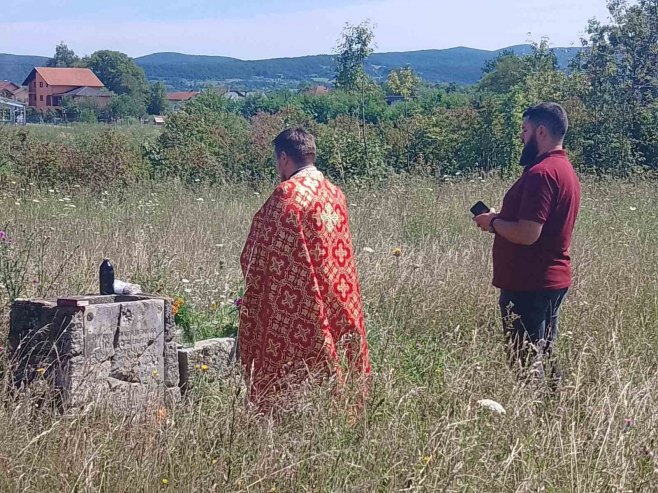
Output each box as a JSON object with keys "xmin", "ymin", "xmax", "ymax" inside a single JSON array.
[
  {"xmin": 3, "ymin": 127, "xmax": 148, "ymax": 188},
  {"xmin": 154, "ymin": 109, "xmax": 251, "ymax": 182},
  {"xmin": 407, "ymin": 108, "xmax": 482, "ymax": 176},
  {"xmin": 316, "ymin": 115, "xmax": 389, "ymax": 182}
]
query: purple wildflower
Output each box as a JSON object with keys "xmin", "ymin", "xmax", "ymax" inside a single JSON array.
[
  {"xmin": 234, "ymin": 298, "xmax": 243, "ymax": 308},
  {"xmin": 0, "ymin": 230, "xmax": 12, "ymax": 246}
]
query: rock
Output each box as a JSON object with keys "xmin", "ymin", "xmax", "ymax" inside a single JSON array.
[
  {"xmin": 477, "ymin": 399, "xmax": 506, "ymax": 415},
  {"xmin": 163, "ymin": 340, "xmax": 180, "ymax": 387},
  {"xmin": 178, "ymin": 338, "xmax": 236, "ymax": 393}
]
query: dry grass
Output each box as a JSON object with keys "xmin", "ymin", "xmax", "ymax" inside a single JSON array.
[{"xmin": 0, "ymin": 176, "xmax": 657, "ymax": 492}]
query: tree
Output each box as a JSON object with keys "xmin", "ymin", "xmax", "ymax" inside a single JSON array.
[
  {"xmin": 59, "ymin": 96, "xmax": 103, "ymax": 123},
  {"xmin": 148, "ymin": 82, "xmax": 169, "ymax": 115},
  {"xmin": 574, "ymin": 0, "xmax": 658, "ymax": 172},
  {"xmin": 82, "ymin": 50, "xmax": 149, "ymax": 100},
  {"xmin": 477, "ymin": 52, "xmax": 530, "ymax": 94},
  {"xmin": 46, "ymin": 42, "xmax": 80, "ymax": 68},
  {"xmin": 334, "ymin": 20, "xmax": 377, "ymax": 165},
  {"xmin": 387, "ymin": 67, "xmax": 421, "ymax": 167},
  {"xmin": 387, "ymin": 67, "xmax": 421, "ymax": 101},
  {"xmin": 528, "ymin": 37, "xmax": 559, "ymax": 73},
  {"xmin": 109, "ymin": 94, "xmax": 147, "ymax": 120},
  {"xmin": 297, "ymin": 81, "xmax": 313, "ymax": 93},
  {"xmin": 184, "ymin": 89, "xmax": 231, "ymax": 116},
  {"xmin": 334, "ymin": 20, "xmax": 376, "ymax": 91}
]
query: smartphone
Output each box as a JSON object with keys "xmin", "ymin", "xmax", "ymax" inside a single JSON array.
[{"xmin": 470, "ymin": 201, "xmax": 490, "ymax": 216}]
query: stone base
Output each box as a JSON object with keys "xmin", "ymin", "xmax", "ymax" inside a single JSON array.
[
  {"xmin": 9, "ymin": 294, "xmax": 180, "ymax": 414},
  {"xmin": 178, "ymin": 338, "xmax": 237, "ymax": 393}
]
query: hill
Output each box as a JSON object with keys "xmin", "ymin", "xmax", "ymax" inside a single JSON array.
[
  {"xmin": 0, "ymin": 45, "xmax": 580, "ymax": 90},
  {"xmin": 133, "ymin": 45, "xmax": 580, "ymax": 89},
  {"xmin": 0, "ymin": 54, "xmax": 49, "ymax": 84}
]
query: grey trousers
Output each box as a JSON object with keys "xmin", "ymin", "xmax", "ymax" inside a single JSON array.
[{"xmin": 499, "ymin": 288, "xmax": 568, "ymax": 379}]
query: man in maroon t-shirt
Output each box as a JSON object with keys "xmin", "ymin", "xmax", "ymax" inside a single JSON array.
[{"xmin": 474, "ymin": 102, "xmax": 581, "ymax": 381}]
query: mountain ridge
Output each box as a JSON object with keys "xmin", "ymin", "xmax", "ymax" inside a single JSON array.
[{"xmin": 0, "ymin": 45, "xmax": 581, "ymax": 90}]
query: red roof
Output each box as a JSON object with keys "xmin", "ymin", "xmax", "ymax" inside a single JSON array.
[
  {"xmin": 0, "ymin": 81, "xmax": 21, "ymax": 92},
  {"xmin": 23, "ymin": 68, "xmax": 104, "ymax": 88},
  {"xmin": 53, "ymin": 87, "xmax": 112, "ymax": 97},
  {"xmin": 167, "ymin": 91, "xmax": 200, "ymax": 102}
]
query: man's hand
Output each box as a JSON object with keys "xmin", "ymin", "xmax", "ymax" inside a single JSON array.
[
  {"xmin": 473, "ymin": 209, "xmax": 498, "ymax": 233},
  {"xmin": 473, "ymin": 211, "xmax": 544, "ymax": 244}
]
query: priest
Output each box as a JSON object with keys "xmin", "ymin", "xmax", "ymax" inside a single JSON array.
[{"xmin": 239, "ymin": 128, "xmax": 370, "ymax": 409}]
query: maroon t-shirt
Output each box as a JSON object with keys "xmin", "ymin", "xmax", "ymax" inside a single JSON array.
[{"xmin": 492, "ymin": 150, "xmax": 581, "ymax": 291}]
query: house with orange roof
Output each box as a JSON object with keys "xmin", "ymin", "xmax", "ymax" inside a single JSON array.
[
  {"xmin": 22, "ymin": 67, "xmax": 109, "ymax": 110},
  {"xmin": 0, "ymin": 81, "xmax": 29, "ymax": 103},
  {"xmin": 166, "ymin": 91, "xmax": 200, "ymax": 103},
  {"xmin": 166, "ymin": 91, "xmax": 200, "ymax": 110}
]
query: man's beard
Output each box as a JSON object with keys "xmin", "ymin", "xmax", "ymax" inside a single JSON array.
[{"xmin": 519, "ymin": 135, "xmax": 539, "ymax": 167}]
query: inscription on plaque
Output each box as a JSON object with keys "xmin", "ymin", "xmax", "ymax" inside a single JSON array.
[{"xmin": 117, "ymin": 326, "xmax": 158, "ymax": 350}]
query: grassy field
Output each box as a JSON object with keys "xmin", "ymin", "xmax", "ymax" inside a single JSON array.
[{"xmin": 0, "ymin": 176, "xmax": 657, "ymax": 492}]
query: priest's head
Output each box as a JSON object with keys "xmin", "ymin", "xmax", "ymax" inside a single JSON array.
[{"xmin": 272, "ymin": 128, "xmax": 317, "ymax": 181}]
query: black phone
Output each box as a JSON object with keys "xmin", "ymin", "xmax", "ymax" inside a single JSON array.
[{"xmin": 470, "ymin": 201, "xmax": 490, "ymax": 216}]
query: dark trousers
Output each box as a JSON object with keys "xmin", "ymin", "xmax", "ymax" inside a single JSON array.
[{"xmin": 499, "ymin": 288, "xmax": 568, "ymax": 379}]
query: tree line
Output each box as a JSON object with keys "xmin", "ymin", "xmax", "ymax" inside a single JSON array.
[
  {"xmin": 157, "ymin": 1, "xmax": 658, "ymax": 177},
  {"xmin": 12, "ymin": 0, "xmax": 658, "ymax": 181}
]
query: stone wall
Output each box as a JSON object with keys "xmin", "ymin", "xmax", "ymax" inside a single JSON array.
[{"xmin": 178, "ymin": 337, "xmax": 237, "ymax": 393}]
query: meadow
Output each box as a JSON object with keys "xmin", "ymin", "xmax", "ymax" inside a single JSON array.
[{"xmin": 0, "ymin": 175, "xmax": 657, "ymax": 492}]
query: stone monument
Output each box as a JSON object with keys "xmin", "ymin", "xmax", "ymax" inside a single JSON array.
[{"xmin": 9, "ymin": 294, "xmax": 180, "ymax": 414}]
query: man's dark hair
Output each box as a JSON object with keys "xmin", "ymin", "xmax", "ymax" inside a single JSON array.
[
  {"xmin": 272, "ymin": 128, "xmax": 317, "ymax": 164},
  {"xmin": 523, "ymin": 102, "xmax": 569, "ymax": 140}
]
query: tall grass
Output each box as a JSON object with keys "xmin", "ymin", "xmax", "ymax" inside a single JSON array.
[{"xmin": 0, "ymin": 177, "xmax": 657, "ymax": 492}]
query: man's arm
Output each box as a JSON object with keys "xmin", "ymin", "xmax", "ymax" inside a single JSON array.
[
  {"xmin": 474, "ymin": 213, "xmax": 543, "ymax": 245},
  {"xmin": 474, "ymin": 170, "xmax": 555, "ymax": 246}
]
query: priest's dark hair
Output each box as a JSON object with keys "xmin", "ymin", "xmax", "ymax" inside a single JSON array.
[{"xmin": 272, "ymin": 128, "xmax": 317, "ymax": 164}]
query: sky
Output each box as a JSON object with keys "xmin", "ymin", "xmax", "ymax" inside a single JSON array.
[{"xmin": 1, "ymin": 0, "xmax": 612, "ymax": 59}]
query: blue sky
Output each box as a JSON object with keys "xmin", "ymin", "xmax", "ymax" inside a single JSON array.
[{"xmin": 1, "ymin": 0, "xmax": 612, "ymax": 58}]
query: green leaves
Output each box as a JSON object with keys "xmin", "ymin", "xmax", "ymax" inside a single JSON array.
[
  {"xmin": 334, "ymin": 20, "xmax": 376, "ymax": 92},
  {"xmin": 82, "ymin": 50, "xmax": 149, "ymax": 99},
  {"xmin": 147, "ymin": 82, "xmax": 169, "ymax": 116},
  {"xmin": 573, "ymin": 0, "xmax": 658, "ymax": 173},
  {"xmin": 387, "ymin": 67, "xmax": 421, "ymax": 101},
  {"xmin": 46, "ymin": 42, "xmax": 80, "ymax": 68}
]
